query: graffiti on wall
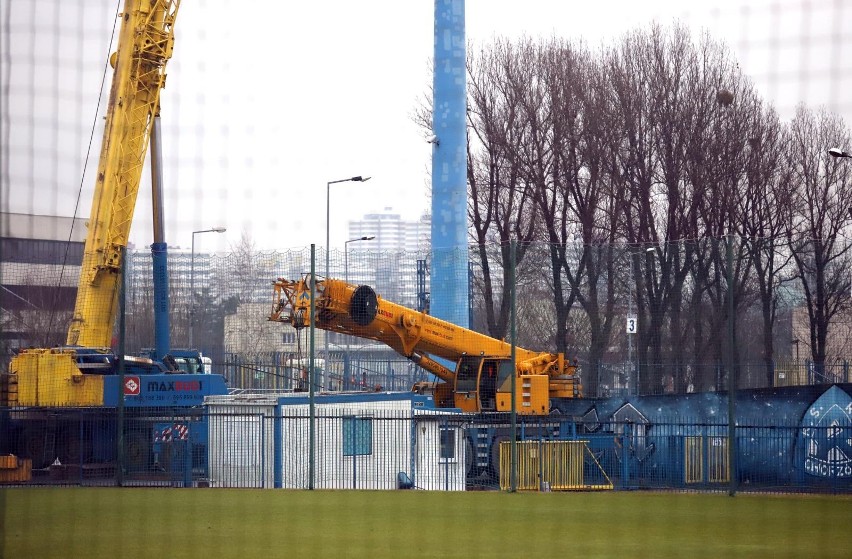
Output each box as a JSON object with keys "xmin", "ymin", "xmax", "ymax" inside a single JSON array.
[{"xmin": 800, "ymin": 386, "xmax": 852, "ymax": 478}]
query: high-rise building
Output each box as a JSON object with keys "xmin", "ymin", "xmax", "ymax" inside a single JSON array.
[
  {"xmin": 347, "ymin": 207, "xmax": 430, "ymax": 254},
  {"xmin": 346, "ymin": 208, "xmax": 430, "ymax": 307}
]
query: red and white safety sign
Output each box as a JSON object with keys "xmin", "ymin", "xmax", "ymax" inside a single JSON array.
[{"xmin": 124, "ymin": 376, "xmax": 141, "ymax": 396}]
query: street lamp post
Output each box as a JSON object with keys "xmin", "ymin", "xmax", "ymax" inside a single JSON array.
[
  {"xmin": 324, "ymin": 175, "xmax": 370, "ymax": 389},
  {"xmin": 832, "ymin": 149, "xmax": 852, "ymax": 221},
  {"xmin": 343, "ymin": 235, "xmax": 375, "ymax": 390},
  {"xmin": 326, "ymin": 176, "xmax": 371, "ymax": 282},
  {"xmin": 190, "ymin": 227, "xmax": 226, "ymax": 348},
  {"xmin": 345, "ymin": 236, "xmax": 376, "ymax": 285}
]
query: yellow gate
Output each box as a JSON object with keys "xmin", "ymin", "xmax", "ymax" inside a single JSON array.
[
  {"xmin": 685, "ymin": 436, "xmax": 729, "ymax": 484},
  {"xmin": 499, "ymin": 440, "xmax": 612, "ymax": 491}
]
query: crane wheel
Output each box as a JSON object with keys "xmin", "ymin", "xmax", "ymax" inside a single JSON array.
[
  {"xmin": 58, "ymin": 427, "xmax": 93, "ymax": 465},
  {"xmin": 350, "ymin": 285, "xmax": 378, "ymax": 326},
  {"xmin": 21, "ymin": 427, "xmax": 49, "ymax": 469},
  {"xmin": 125, "ymin": 432, "xmax": 151, "ymax": 471}
]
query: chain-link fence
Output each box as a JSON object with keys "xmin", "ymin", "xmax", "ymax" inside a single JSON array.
[
  {"xmin": 65, "ymin": 239, "xmax": 852, "ymax": 397},
  {"xmin": 2, "ymin": 239, "xmax": 852, "ymax": 493},
  {"xmin": 7, "ymin": 238, "xmax": 850, "ymax": 396}
]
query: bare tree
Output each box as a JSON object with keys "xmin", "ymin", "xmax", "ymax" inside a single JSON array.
[
  {"xmin": 216, "ymin": 230, "xmax": 277, "ymax": 358},
  {"xmin": 432, "ymin": 24, "xmax": 852, "ymax": 395},
  {"xmin": 466, "ymin": 38, "xmax": 541, "ymax": 340},
  {"xmin": 785, "ymin": 106, "xmax": 852, "ymax": 379},
  {"xmin": 737, "ymin": 101, "xmax": 795, "ymax": 386},
  {"xmin": 607, "ymin": 25, "xmax": 709, "ymax": 393},
  {"xmin": 531, "ymin": 38, "xmax": 624, "ymax": 394}
]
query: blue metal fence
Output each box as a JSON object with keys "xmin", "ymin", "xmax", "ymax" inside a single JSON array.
[{"xmin": 3, "ymin": 408, "xmax": 849, "ymax": 494}]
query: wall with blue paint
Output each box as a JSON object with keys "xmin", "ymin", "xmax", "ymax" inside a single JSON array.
[
  {"xmin": 553, "ymin": 384, "xmax": 852, "ymax": 490},
  {"xmin": 431, "ymin": 0, "xmax": 469, "ymax": 328}
]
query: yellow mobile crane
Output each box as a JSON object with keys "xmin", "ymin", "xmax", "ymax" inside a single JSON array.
[
  {"xmin": 7, "ymin": 0, "xmax": 181, "ymax": 407},
  {"xmin": 269, "ymin": 276, "xmax": 582, "ymax": 414},
  {"xmin": 2, "ymin": 0, "xmax": 229, "ymax": 474}
]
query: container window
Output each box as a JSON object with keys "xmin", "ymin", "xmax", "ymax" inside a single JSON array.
[
  {"xmin": 343, "ymin": 416, "xmax": 372, "ymax": 456},
  {"xmin": 440, "ymin": 427, "xmax": 456, "ymax": 461}
]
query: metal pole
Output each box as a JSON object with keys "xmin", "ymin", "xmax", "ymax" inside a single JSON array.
[
  {"xmin": 190, "ymin": 228, "xmax": 226, "ymax": 349},
  {"xmin": 325, "ymin": 181, "xmax": 332, "ymax": 393},
  {"xmin": 510, "ymin": 239, "xmax": 517, "ymax": 493},
  {"xmin": 628, "ymin": 250, "xmax": 634, "ymax": 394},
  {"xmin": 351, "ymin": 418, "xmax": 357, "ymax": 489},
  {"xmin": 190, "ymin": 232, "xmax": 195, "ymax": 348},
  {"xmin": 344, "ymin": 240, "xmax": 348, "ymax": 392},
  {"xmin": 149, "ymin": 115, "xmax": 170, "ymax": 361},
  {"xmin": 309, "ymin": 244, "xmax": 316, "ymax": 490},
  {"xmin": 326, "ymin": 180, "xmax": 331, "ymax": 280},
  {"xmin": 116, "ymin": 246, "xmax": 126, "ymax": 486},
  {"xmin": 325, "ymin": 177, "xmax": 369, "ymax": 391},
  {"xmin": 727, "ymin": 233, "xmax": 737, "ymax": 496}
]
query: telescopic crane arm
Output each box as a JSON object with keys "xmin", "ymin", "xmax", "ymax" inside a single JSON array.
[
  {"xmin": 270, "ymin": 275, "xmax": 582, "ymax": 414},
  {"xmin": 5, "ymin": 0, "xmax": 181, "ymax": 408},
  {"xmin": 68, "ymin": 0, "xmax": 180, "ymax": 347}
]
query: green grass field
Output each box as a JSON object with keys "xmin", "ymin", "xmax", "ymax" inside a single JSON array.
[{"xmin": 2, "ymin": 488, "xmax": 850, "ymax": 558}]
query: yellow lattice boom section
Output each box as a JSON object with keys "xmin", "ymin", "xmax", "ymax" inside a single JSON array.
[{"xmin": 68, "ymin": 0, "xmax": 180, "ymax": 348}]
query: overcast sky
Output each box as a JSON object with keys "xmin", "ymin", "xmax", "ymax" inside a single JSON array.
[{"xmin": 3, "ymin": 0, "xmax": 850, "ymax": 253}]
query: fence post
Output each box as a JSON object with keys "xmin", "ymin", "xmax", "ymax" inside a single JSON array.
[
  {"xmin": 351, "ymin": 417, "xmax": 357, "ymax": 489},
  {"xmin": 77, "ymin": 410, "xmax": 84, "ymax": 485},
  {"xmin": 309, "ymin": 244, "xmax": 316, "ymax": 490},
  {"xmin": 274, "ymin": 406, "xmax": 282, "ymax": 488},
  {"xmin": 726, "ymin": 233, "xmax": 737, "ymax": 497},
  {"xmin": 444, "ymin": 418, "xmax": 450, "ymax": 492},
  {"xmin": 183, "ymin": 437, "xmax": 191, "ymax": 487},
  {"xmin": 509, "ymin": 239, "xmax": 517, "ymax": 493},
  {"xmin": 116, "ymin": 246, "xmax": 126, "ymax": 487},
  {"xmin": 537, "ymin": 437, "xmax": 544, "ymax": 492}
]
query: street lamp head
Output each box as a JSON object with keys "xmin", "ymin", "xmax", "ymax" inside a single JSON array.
[
  {"xmin": 346, "ymin": 235, "xmax": 376, "ymax": 244},
  {"xmin": 829, "ymin": 147, "xmax": 851, "ymax": 159},
  {"xmin": 351, "ymin": 176, "xmax": 371, "ymax": 182},
  {"xmin": 194, "ymin": 227, "xmax": 227, "ymax": 235}
]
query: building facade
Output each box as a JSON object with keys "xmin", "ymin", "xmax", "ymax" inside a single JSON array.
[
  {"xmin": 345, "ymin": 208, "xmax": 430, "ymax": 308},
  {"xmin": 0, "ymin": 213, "xmax": 86, "ymax": 367}
]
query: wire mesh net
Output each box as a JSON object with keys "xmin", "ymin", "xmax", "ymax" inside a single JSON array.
[{"xmin": 3, "ymin": 0, "xmax": 852, "ymax": 529}]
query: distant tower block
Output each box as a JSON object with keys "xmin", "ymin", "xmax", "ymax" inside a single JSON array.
[{"xmin": 431, "ymin": 0, "xmax": 469, "ymax": 328}]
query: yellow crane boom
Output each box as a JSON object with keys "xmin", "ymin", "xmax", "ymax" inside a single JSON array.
[
  {"xmin": 68, "ymin": 0, "xmax": 180, "ymax": 347},
  {"xmin": 269, "ymin": 276, "xmax": 582, "ymax": 414},
  {"xmin": 5, "ymin": 0, "xmax": 180, "ymax": 407}
]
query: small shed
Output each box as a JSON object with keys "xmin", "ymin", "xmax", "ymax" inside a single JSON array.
[{"xmin": 205, "ymin": 391, "xmax": 466, "ymax": 491}]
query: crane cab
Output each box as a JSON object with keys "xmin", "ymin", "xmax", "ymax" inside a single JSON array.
[
  {"xmin": 448, "ymin": 357, "xmax": 504, "ymax": 413},
  {"xmin": 453, "ymin": 355, "xmax": 551, "ymax": 415}
]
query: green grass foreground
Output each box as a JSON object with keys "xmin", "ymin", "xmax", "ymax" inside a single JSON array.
[{"xmin": 2, "ymin": 488, "xmax": 851, "ymax": 558}]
